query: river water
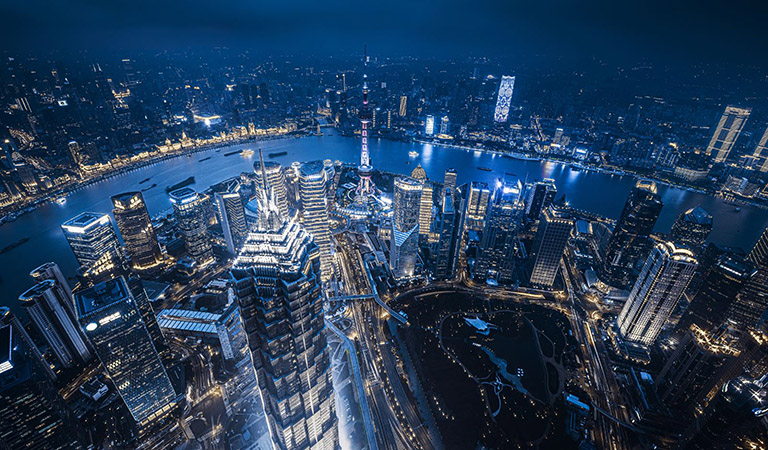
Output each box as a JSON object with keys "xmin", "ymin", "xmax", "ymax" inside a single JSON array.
[{"xmin": 1, "ymin": 130, "xmax": 767, "ymax": 315}]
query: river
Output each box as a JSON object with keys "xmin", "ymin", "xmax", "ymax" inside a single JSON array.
[{"xmin": 1, "ymin": 130, "xmax": 767, "ymax": 316}]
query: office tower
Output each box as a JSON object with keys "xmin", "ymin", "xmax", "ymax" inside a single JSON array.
[
  {"xmin": 475, "ymin": 178, "xmax": 525, "ymax": 284},
  {"xmin": 76, "ymin": 277, "xmax": 177, "ymax": 425},
  {"xmin": 126, "ymin": 277, "xmax": 167, "ymax": 353},
  {"xmin": 529, "ymin": 207, "xmax": 573, "ymax": 288},
  {"xmin": 444, "ymin": 168, "xmax": 457, "ymax": 192},
  {"xmin": 411, "ymin": 165, "xmax": 433, "ymax": 241},
  {"xmin": 493, "ymin": 75, "xmax": 515, "ymax": 123},
  {"xmin": 748, "ymin": 226, "xmax": 768, "ymax": 267},
  {"xmin": 602, "ymin": 180, "xmax": 663, "ymax": 288},
  {"xmin": 214, "ymin": 184, "xmax": 248, "ymax": 256},
  {"xmin": 390, "ymin": 177, "xmax": 423, "ymax": 278},
  {"xmin": 425, "ymin": 115, "xmax": 435, "ymax": 135},
  {"xmin": 684, "ymin": 376, "xmax": 768, "ymax": 449},
  {"xmin": 61, "ymin": 212, "xmax": 126, "ymax": 276},
  {"xmin": 355, "ymin": 52, "xmax": 376, "ymax": 199},
  {"xmin": 399, "ymin": 95, "xmax": 407, "ymax": 117},
  {"xmin": 169, "ymin": 187, "xmax": 214, "ymax": 264},
  {"xmin": 68, "ymin": 140, "xmax": 82, "ymax": 167},
  {"xmin": 230, "ymin": 180, "xmax": 337, "ymax": 450},
  {"xmin": 323, "ymin": 159, "xmax": 336, "ymax": 207},
  {"xmin": 111, "ymin": 191, "xmax": 164, "ymax": 271},
  {"xmin": 298, "ymin": 161, "xmax": 333, "ymax": 281},
  {"xmin": 19, "ymin": 279, "xmax": 92, "ymax": 368},
  {"xmin": 706, "ymin": 105, "xmax": 751, "ymax": 163},
  {"xmin": 682, "ymin": 254, "xmax": 755, "ymax": 332},
  {"xmin": 525, "ymin": 178, "xmax": 558, "ymax": 221},
  {"xmin": 0, "ymin": 307, "xmax": 56, "ymax": 381},
  {"xmin": 253, "ymin": 159, "xmax": 290, "ymax": 220},
  {"xmin": 656, "ymin": 325, "xmax": 740, "ymax": 414},
  {"xmin": 440, "ymin": 115, "xmax": 450, "ymax": 135},
  {"xmin": 0, "ymin": 323, "xmax": 83, "ymax": 450},
  {"xmin": 435, "ymin": 188, "xmax": 461, "ymax": 280},
  {"xmin": 617, "ymin": 242, "xmax": 697, "ymax": 346},
  {"xmin": 463, "ymin": 181, "xmax": 491, "ymax": 231},
  {"xmin": 30, "ymin": 262, "xmax": 73, "ymax": 301},
  {"xmin": 669, "ymin": 206, "xmax": 712, "ymax": 251},
  {"xmin": 748, "ymin": 126, "xmax": 768, "ymax": 172}
]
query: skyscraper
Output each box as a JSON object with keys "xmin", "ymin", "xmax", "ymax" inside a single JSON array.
[
  {"xmin": 253, "ymin": 160, "xmax": 290, "ymax": 220},
  {"xmin": 440, "ymin": 115, "xmax": 450, "ymax": 135},
  {"xmin": 0, "ymin": 307, "xmax": 56, "ymax": 381},
  {"xmin": 61, "ymin": 212, "xmax": 126, "ymax": 276},
  {"xmin": 602, "ymin": 180, "xmax": 663, "ymax": 288},
  {"xmin": 111, "ymin": 191, "xmax": 164, "ymax": 271},
  {"xmin": 463, "ymin": 181, "xmax": 491, "ymax": 232},
  {"xmin": 298, "ymin": 161, "xmax": 333, "ymax": 281},
  {"xmin": 214, "ymin": 183, "xmax": 248, "ymax": 256},
  {"xmin": 356, "ymin": 50, "xmax": 376, "ymax": 198},
  {"xmin": 706, "ymin": 105, "xmax": 751, "ymax": 163},
  {"xmin": 30, "ymin": 262, "xmax": 73, "ymax": 301},
  {"xmin": 443, "ymin": 168, "xmax": 457, "ymax": 192},
  {"xmin": 669, "ymin": 206, "xmax": 712, "ymax": 252},
  {"xmin": 390, "ymin": 177, "xmax": 423, "ymax": 278},
  {"xmin": 525, "ymin": 178, "xmax": 557, "ymax": 221},
  {"xmin": 748, "ymin": 226, "xmax": 768, "ymax": 267},
  {"xmin": 399, "ymin": 95, "xmax": 407, "ymax": 117},
  {"xmin": 169, "ymin": 187, "xmax": 214, "ymax": 264},
  {"xmin": 19, "ymin": 279, "xmax": 92, "ymax": 368},
  {"xmin": 529, "ymin": 207, "xmax": 573, "ymax": 288},
  {"xmin": 475, "ymin": 178, "xmax": 525, "ymax": 284},
  {"xmin": 76, "ymin": 277, "xmax": 177, "ymax": 425},
  {"xmin": 0, "ymin": 323, "xmax": 83, "ymax": 450},
  {"xmin": 411, "ymin": 165, "xmax": 433, "ymax": 242},
  {"xmin": 435, "ymin": 188, "xmax": 461, "ymax": 280},
  {"xmin": 747, "ymin": 125, "xmax": 768, "ymax": 173},
  {"xmin": 425, "ymin": 115, "xmax": 435, "ymax": 135},
  {"xmin": 230, "ymin": 176, "xmax": 337, "ymax": 450},
  {"xmin": 493, "ymin": 75, "xmax": 515, "ymax": 123},
  {"xmin": 617, "ymin": 242, "xmax": 697, "ymax": 346}
]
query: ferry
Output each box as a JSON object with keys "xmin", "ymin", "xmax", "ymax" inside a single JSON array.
[
  {"xmin": 56, "ymin": 197, "xmax": 67, "ymax": 205},
  {"xmin": 240, "ymin": 149, "xmax": 254, "ymax": 157},
  {"xmin": 478, "ymin": 166, "xmax": 492, "ymax": 172},
  {"xmin": 408, "ymin": 151, "xmax": 419, "ymax": 157},
  {"xmin": 269, "ymin": 151, "xmax": 288, "ymax": 158}
]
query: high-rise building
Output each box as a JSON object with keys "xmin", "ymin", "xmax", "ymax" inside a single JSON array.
[
  {"xmin": 748, "ymin": 126, "xmax": 768, "ymax": 172},
  {"xmin": 443, "ymin": 168, "xmax": 457, "ymax": 193},
  {"xmin": 529, "ymin": 207, "xmax": 573, "ymax": 288},
  {"xmin": 748, "ymin": 226, "xmax": 768, "ymax": 267},
  {"xmin": 435, "ymin": 188, "xmax": 462, "ymax": 280},
  {"xmin": 617, "ymin": 242, "xmax": 697, "ymax": 346},
  {"xmin": 410, "ymin": 165, "xmax": 433, "ymax": 242},
  {"xmin": 525, "ymin": 178, "xmax": 557, "ymax": 221},
  {"xmin": 298, "ymin": 161, "xmax": 333, "ymax": 281},
  {"xmin": 67, "ymin": 140, "xmax": 82, "ymax": 167},
  {"xmin": 253, "ymin": 160, "xmax": 290, "ymax": 220},
  {"xmin": 425, "ymin": 115, "xmax": 435, "ymax": 135},
  {"xmin": 169, "ymin": 187, "xmax": 214, "ymax": 264},
  {"xmin": 706, "ymin": 105, "xmax": 751, "ymax": 163},
  {"xmin": 669, "ymin": 206, "xmax": 712, "ymax": 252},
  {"xmin": 475, "ymin": 178, "xmax": 525, "ymax": 284},
  {"xmin": 61, "ymin": 212, "xmax": 126, "ymax": 276},
  {"xmin": 602, "ymin": 180, "xmax": 663, "ymax": 288},
  {"xmin": 0, "ymin": 307, "xmax": 57, "ymax": 381},
  {"xmin": 355, "ymin": 52, "xmax": 376, "ymax": 199},
  {"xmin": 399, "ymin": 95, "xmax": 407, "ymax": 117},
  {"xmin": 390, "ymin": 177, "xmax": 423, "ymax": 278},
  {"xmin": 19, "ymin": 279, "xmax": 92, "ymax": 368},
  {"xmin": 493, "ymin": 75, "xmax": 515, "ymax": 123},
  {"xmin": 230, "ymin": 181, "xmax": 337, "ymax": 450},
  {"xmin": 440, "ymin": 115, "xmax": 450, "ymax": 135},
  {"xmin": 323, "ymin": 159, "xmax": 336, "ymax": 209},
  {"xmin": 111, "ymin": 191, "xmax": 164, "ymax": 271},
  {"xmin": 463, "ymin": 181, "xmax": 491, "ymax": 231},
  {"xmin": 30, "ymin": 262, "xmax": 73, "ymax": 302},
  {"xmin": 214, "ymin": 183, "xmax": 248, "ymax": 256},
  {"xmin": 0, "ymin": 323, "xmax": 83, "ymax": 450},
  {"xmin": 76, "ymin": 277, "xmax": 177, "ymax": 425}
]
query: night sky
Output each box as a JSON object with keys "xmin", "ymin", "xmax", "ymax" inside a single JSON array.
[{"xmin": 2, "ymin": 0, "xmax": 768, "ymax": 65}]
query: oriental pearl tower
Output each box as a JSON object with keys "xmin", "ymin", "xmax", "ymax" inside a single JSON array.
[{"xmin": 355, "ymin": 47, "xmax": 375, "ymax": 200}]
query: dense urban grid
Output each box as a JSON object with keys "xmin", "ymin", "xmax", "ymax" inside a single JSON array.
[{"xmin": 1, "ymin": 46, "xmax": 768, "ymax": 450}]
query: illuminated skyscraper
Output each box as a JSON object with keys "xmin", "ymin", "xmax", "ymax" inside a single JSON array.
[
  {"xmin": 0, "ymin": 307, "xmax": 56, "ymax": 381},
  {"xmin": 230, "ymin": 172, "xmax": 337, "ymax": 450},
  {"xmin": 706, "ymin": 105, "xmax": 750, "ymax": 163},
  {"xmin": 748, "ymin": 126, "xmax": 768, "ymax": 172},
  {"xmin": 214, "ymin": 182, "xmax": 248, "ymax": 256},
  {"xmin": 355, "ymin": 50, "xmax": 376, "ymax": 198},
  {"xmin": 30, "ymin": 262, "xmax": 73, "ymax": 301},
  {"xmin": 525, "ymin": 178, "xmax": 557, "ymax": 221},
  {"xmin": 299, "ymin": 161, "xmax": 333, "ymax": 281},
  {"xmin": 76, "ymin": 277, "xmax": 177, "ymax": 425},
  {"xmin": 443, "ymin": 168, "xmax": 457, "ymax": 192},
  {"xmin": 411, "ymin": 165, "xmax": 433, "ymax": 242},
  {"xmin": 435, "ymin": 188, "xmax": 461, "ymax": 280},
  {"xmin": 399, "ymin": 95, "xmax": 407, "ymax": 117},
  {"xmin": 111, "ymin": 191, "xmax": 164, "ymax": 271},
  {"xmin": 475, "ymin": 178, "xmax": 525, "ymax": 284},
  {"xmin": 529, "ymin": 207, "xmax": 573, "ymax": 288},
  {"xmin": 20, "ymin": 279, "xmax": 92, "ymax": 368},
  {"xmin": 669, "ymin": 206, "xmax": 712, "ymax": 252},
  {"xmin": 169, "ymin": 187, "xmax": 214, "ymax": 264},
  {"xmin": 440, "ymin": 115, "xmax": 450, "ymax": 135},
  {"xmin": 425, "ymin": 115, "xmax": 435, "ymax": 135},
  {"xmin": 748, "ymin": 225, "xmax": 768, "ymax": 267},
  {"xmin": 493, "ymin": 75, "xmax": 515, "ymax": 123},
  {"xmin": 391, "ymin": 177, "xmax": 423, "ymax": 278},
  {"xmin": 602, "ymin": 180, "xmax": 663, "ymax": 288},
  {"xmin": 463, "ymin": 181, "xmax": 491, "ymax": 231},
  {"xmin": 253, "ymin": 160, "xmax": 290, "ymax": 220},
  {"xmin": 61, "ymin": 212, "xmax": 126, "ymax": 277},
  {"xmin": 617, "ymin": 242, "xmax": 697, "ymax": 346}
]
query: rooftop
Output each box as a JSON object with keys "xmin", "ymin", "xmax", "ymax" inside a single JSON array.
[
  {"xmin": 74, "ymin": 277, "xmax": 130, "ymax": 317},
  {"xmin": 61, "ymin": 212, "xmax": 110, "ymax": 232}
]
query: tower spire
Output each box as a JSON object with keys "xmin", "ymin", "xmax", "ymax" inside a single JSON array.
[
  {"xmin": 255, "ymin": 148, "xmax": 283, "ymax": 231},
  {"xmin": 355, "ymin": 45, "xmax": 375, "ymax": 199}
]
